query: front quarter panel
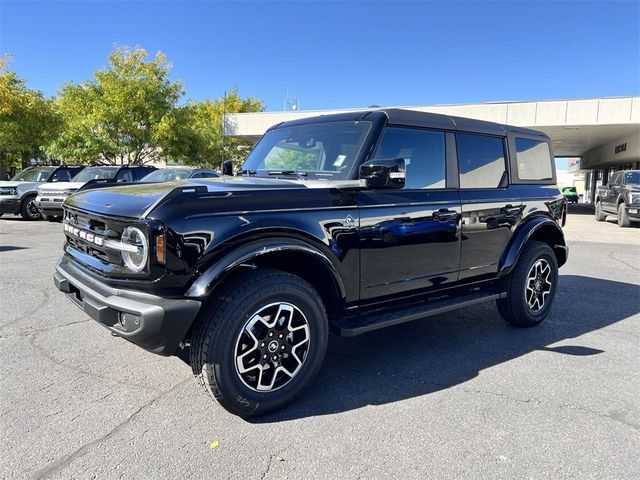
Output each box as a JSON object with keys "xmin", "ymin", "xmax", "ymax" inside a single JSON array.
[{"xmin": 148, "ymin": 187, "xmax": 361, "ymax": 303}]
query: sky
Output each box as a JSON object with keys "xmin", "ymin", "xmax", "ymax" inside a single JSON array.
[{"xmin": 1, "ymin": 0, "xmax": 639, "ymax": 114}]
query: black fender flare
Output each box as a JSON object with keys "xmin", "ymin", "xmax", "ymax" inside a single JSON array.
[
  {"xmin": 498, "ymin": 215, "xmax": 567, "ymax": 275},
  {"xmin": 185, "ymin": 238, "xmax": 347, "ymax": 301}
]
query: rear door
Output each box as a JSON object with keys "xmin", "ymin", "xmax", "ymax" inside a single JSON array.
[
  {"xmin": 604, "ymin": 172, "xmax": 621, "ymax": 212},
  {"xmin": 457, "ymin": 132, "xmax": 521, "ymax": 280},
  {"xmin": 357, "ymin": 126, "xmax": 462, "ymax": 300}
]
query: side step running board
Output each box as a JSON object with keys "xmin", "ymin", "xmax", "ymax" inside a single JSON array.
[{"xmin": 337, "ymin": 291, "xmax": 507, "ymax": 337}]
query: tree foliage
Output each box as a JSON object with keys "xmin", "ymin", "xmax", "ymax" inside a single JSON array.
[
  {"xmin": 162, "ymin": 88, "xmax": 264, "ymax": 169},
  {"xmin": 0, "ymin": 56, "xmax": 60, "ymax": 171},
  {"xmin": 47, "ymin": 46, "xmax": 184, "ymax": 165}
]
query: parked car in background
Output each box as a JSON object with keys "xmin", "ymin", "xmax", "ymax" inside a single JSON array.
[
  {"xmin": 54, "ymin": 109, "xmax": 568, "ymax": 417},
  {"xmin": 595, "ymin": 170, "xmax": 640, "ymax": 227},
  {"xmin": 36, "ymin": 165, "xmax": 156, "ymax": 221},
  {"xmin": 562, "ymin": 186, "xmax": 578, "ymax": 203},
  {"xmin": 0, "ymin": 165, "xmax": 85, "ymax": 220},
  {"xmin": 140, "ymin": 167, "xmax": 219, "ymax": 183}
]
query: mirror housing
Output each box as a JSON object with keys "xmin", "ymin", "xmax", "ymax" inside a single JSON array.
[
  {"xmin": 222, "ymin": 160, "xmax": 234, "ymax": 176},
  {"xmin": 359, "ymin": 158, "xmax": 405, "ymax": 189}
]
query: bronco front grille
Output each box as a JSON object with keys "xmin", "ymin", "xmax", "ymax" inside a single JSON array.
[{"xmin": 62, "ymin": 207, "xmax": 140, "ymax": 272}]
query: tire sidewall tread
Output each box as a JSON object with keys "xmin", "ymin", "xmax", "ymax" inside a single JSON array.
[
  {"xmin": 190, "ymin": 268, "xmax": 328, "ymax": 417},
  {"xmin": 497, "ymin": 241, "xmax": 558, "ymax": 327}
]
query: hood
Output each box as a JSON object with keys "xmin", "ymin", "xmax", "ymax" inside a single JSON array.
[
  {"xmin": 0, "ymin": 180, "xmax": 41, "ymax": 195},
  {"xmin": 64, "ymin": 176, "xmax": 308, "ymax": 218},
  {"xmin": 38, "ymin": 181, "xmax": 84, "ymax": 193}
]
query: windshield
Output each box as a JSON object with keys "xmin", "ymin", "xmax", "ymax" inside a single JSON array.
[
  {"xmin": 563, "ymin": 187, "xmax": 576, "ymax": 193},
  {"xmin": 71, "ymin": 167, "xmax": 118, "ymax": 182},
  {"xmin": 141, "ymin": 169, "xmax": 192, "ymax": 182},
  {"xmin": 623, "ymin": 171, "xmax": 640, "ymax": 184},
  {"xmin": 241, "ymin": 121, "xmax": 371, "ymax": 180},
  {"xmin": 11, "ymin": 167, "xmax": 55, "ymax": 182}
]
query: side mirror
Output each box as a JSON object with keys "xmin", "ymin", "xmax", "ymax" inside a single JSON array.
[
  {"xmin": 359, "ymin": 158, "xmax": 405, "ymax": 189},
  {"xmin": 222, "ymin": 160, "xmax": 234, "ymax": 176}
]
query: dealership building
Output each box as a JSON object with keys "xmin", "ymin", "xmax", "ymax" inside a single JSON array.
[{"xmin": 224, "ymin": 96, "xmax": 640, "ymax": 202}]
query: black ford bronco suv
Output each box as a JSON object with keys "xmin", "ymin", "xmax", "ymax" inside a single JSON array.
[{"xmin": 54, "ymin": 109, "xmax": 568, "ymax": 417}]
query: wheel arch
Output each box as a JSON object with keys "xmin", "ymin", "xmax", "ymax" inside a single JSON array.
[
  {"xmin": 185, "ymin": 238, "xmax": 347, "ymax": 318},
  {"xmin": 499, "ymin": 216, "xmax": 568, "ymax": 275}
]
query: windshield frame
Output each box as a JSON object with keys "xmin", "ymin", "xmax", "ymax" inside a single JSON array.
[
  {"xmin": 241, "ymin": 120, "xmax": 376, "ymax": 181},
  {"xmin": 11, "ymin": 167, "xmax": 55, "ymax": 182}
]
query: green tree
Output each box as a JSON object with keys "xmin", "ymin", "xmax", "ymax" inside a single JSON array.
[
  {"xmin": 0, "ymin": 56, "xmax": 60, "ymax": 172},
  {"xmin": 166, "ymin": 88, "xmax": 264, "ymax": 169},
  {"xmin": 47, "ymin": 46, "xmax": 184, "ymax": 165}
]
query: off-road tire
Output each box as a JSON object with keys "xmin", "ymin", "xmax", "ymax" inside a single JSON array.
[
  {"xmin": 19, "ymin": 195, "xmax": 42, "ymax": 220},
  {"xmin": 189, "ymin": 268, "xmax": 328, "ymax": 418},
  {"xmin": 497, "ymin": 241, "xmax": 558, "ymax": 327},
  {"xmin": 617, "ymin": 203, "xmax": 631, "ymax": 228},
  {"xmin": 595, "ymin": 201, "xmax": 606, "ymax": 222}
]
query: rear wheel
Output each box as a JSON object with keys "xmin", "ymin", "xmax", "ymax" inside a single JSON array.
[
  {"xmin": 497, "ymin": 241, "xmax": 558, "ymax": 327},
  {"xmin": 19, "ymin": 196, "xmax": 42, "ymax": 220},
  {"xmin": 595, "ymin": 200, "xmax": 606, "ymax": 221},
  {"xmin": 617, "ymin": 203, "xmax": 631, "ymax": 228},
  {"xmin": 190, "ymin": 269, "xmax": 328, "ymax": 417}
]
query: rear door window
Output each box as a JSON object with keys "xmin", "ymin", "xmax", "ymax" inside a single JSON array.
[{"xmin": 456, "ymin": 133, "xmax": 506, "ymax": 189}]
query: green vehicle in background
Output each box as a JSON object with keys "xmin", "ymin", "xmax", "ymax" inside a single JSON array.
[{"xmin": 562, "ymin": 186, "xmax": 579, "ymax": 204}]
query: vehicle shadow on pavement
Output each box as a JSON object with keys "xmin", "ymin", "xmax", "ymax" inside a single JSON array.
[{"xmin": 251, "ymin": 274, "xmax": 640, "ymax": 423}]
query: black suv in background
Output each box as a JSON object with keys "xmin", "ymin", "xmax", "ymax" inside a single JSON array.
[
  {"xmin": 595, "ymin": 170, "xmax": 640, "ymax": 227},
  {"xmin": 54, "ymin": 109, "xmax": 567, "ymax": 417},
  {"xmin": 0, "ymin": 165, "xmax": 85, "ymax": 220},
  {"xmin": 36, "ymin": 165, "xmax": 156, "ymax": 220}
]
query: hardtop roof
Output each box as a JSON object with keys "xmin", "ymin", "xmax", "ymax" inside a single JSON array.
[{"xmin": 272, "ymin": 108, "xmax": 548, "ymax": 139}]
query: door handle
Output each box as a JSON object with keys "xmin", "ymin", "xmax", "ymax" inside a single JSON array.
[
  {"xmin": 501, "ymin": 204, "xmax": 523, "ymax": 216},
  {"xmin": 433, "ymin": 209, "xmax": 459, "ymax": 221}
]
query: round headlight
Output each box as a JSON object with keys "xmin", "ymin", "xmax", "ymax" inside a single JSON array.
[{"xmin": 121, "ymin": 226, "xmax": 148, "ymax": 272}]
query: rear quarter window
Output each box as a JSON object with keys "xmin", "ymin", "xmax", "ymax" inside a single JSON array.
[{"xmin": 515, "ymin": 138, "xmax": 553, "ymax": 181}]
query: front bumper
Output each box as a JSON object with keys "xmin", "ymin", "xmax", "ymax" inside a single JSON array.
[
  {"xmin": 54, "ymin": 258, "xmax": 201, "ymax": 356},
  {"xmin": 36, "ymin": 194, "xmax": 66, "ymax": 216},
  {"xmin": 0, "ymin": 197, "xmax": 20, "ymax": 215},
  {"xmin": 626, "ymin": 206, "xmax": 640, "ymax": 220}
]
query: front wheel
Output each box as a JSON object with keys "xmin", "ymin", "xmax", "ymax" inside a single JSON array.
[
  {"xmin": 497, "ymin": 241, "xmax": 558, "ymax": 327},
  {"xmin": 19, "ymin": 196, "xmax": 42, "ymax": 220},
  {"xmin": 595, "ymin": 201, "xmax": 606, "ymax": 221},
  {"xmin": 190, "ymin": 269, "xmax": 328, "ymax": 417},
  {"xmin": 617, "ymin": 203, "xmax": 631, "ymax": 228}
]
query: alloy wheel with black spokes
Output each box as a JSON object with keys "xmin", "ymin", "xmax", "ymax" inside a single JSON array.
[
  {"xmin": 525, "ymin": 259, "xmax": 553, "ymax": 312},
  {"xmin": 190, "ymin": 269, "xmax": 328, "ymax": 418},
  {"xmin": 497, "ymin": 241, "xmax": 558, "ymax": 327},
  {"xmin": 20, "ymin": 196, "xmax": 42, "ymax": 220},
  {"xmin": 235, "ymin": 302, "xmax": 311, "ymax": 392}
]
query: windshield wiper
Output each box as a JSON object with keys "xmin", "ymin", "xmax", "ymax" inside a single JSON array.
[
  {"xmin": 267, "ymin": 170, "xmax": 308, "ymax": 179},
  {"xmin": 237, "ymin": 169, "xmax": 257, "ymax": 176}
]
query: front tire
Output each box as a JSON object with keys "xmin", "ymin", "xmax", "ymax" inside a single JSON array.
[
  {"xmin": 595, "ymin": 201, "xmax": 606, "ymax": 221},
  {"xmin": 617, "ymin": 203, "xmax": 631, "ymax": 228},
  {"xmin": 19, "ymin": 196, "xmax": 42, "ymax": 220},
  {"xmin": 190, "ymin": 269, "xmax": 328, "ymax": 418},
  {"xmin": 497, "ymin": 241, "xmax": 558, "ymax": 327}
]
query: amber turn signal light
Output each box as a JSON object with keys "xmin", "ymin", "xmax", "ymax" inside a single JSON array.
[{"xmin": 155, "ymin": 234, "xmax": 166, "ymax": 264}]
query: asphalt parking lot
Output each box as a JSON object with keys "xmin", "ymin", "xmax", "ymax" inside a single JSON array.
[{"xmin": 1, "ymin": 207, "xmax": 639, "ymax": 480}]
